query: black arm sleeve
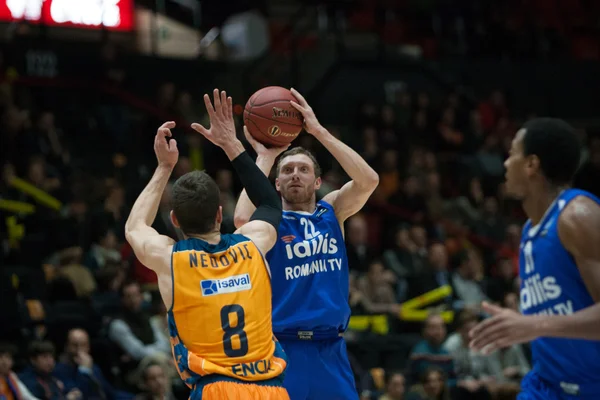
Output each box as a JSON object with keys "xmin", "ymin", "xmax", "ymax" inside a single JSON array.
[{"xmin": 231, "ymin": 151, "xmax": 282, "ymax": 230}]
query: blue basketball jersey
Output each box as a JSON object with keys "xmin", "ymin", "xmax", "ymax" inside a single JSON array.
[
  {"xmin": 267, "ymin": 200, "xmax": 351, "ymax": 334},
  {"xmin": 519, "ymin": 188, "xmax": 600, "ymax": 386}
]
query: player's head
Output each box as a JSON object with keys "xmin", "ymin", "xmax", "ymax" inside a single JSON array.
[
  {"xmin": 170, "ymin": 170, "xmax": 222, "ymax": 236},
  {"xmin": 275, "ymin": 147, "xmax": 322, "ymax": 205},
  {"xmin": 423, "ymin": 313, "xmax": 447, "ymax": 346},
  {"xmin": 504, "ymin": 118, "xmax": 580, "ymax": 199}
]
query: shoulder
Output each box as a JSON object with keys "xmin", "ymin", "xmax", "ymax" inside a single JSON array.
[
  {"xmin": 558, "ymin": 195, "xmax": 600, "ymax": 252},
  {"xmin": 320, "ymin": 192, "xmax": 339, "ymax": 209}
]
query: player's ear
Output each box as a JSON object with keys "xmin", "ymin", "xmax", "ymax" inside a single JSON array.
[
  {"xmin": 215, "ymin": 206, "xmax": 223, "ymax": 226},
  {"xmin": 275, "ymin": 178, "xmax": 281, "ymax": 191},
  {"xmin": 526, "ymin": 154, "xmax": 540, "ymax": 176},
  {"xmin": 314, "ymin": 176, "xmax": 322, "ymax": 190},
  {"xmin": 170, "ymin": 210, "xmax": 180, "ymax": 228}
]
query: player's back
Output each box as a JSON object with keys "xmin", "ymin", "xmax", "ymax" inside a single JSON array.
[
  {"xmin": 168, "ymin": 234, "xmax": 287, "ymax": 387},
  {"xmin": 520, "ymin": 188, "xmax": 600, "ymax": 387},
  {"xmin": 267, "ymin": 200, "xmax": 351, "ymax": 335}
]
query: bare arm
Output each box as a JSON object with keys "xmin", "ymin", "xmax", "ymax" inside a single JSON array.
[
  {"xmin": 469, "ymin": 196, "xmax": 600, "ymax": 352},
  {"xmin": 124, "ymin": 123, "xmax": 177, "ymax": 274},
  {"xmin": 539, "ymin": 195, "xmax": 600, "ymax": 339},
  {"xmin": 233, "ymin": 127, "xmax": 288, "ymax": 229},
  {"xmin": 191, "ymin": 90, "xmax": 283, "ymax": 255},
  {"xmin": 291, "ymin": 88, "xmax": 379, "ymax": 224}
]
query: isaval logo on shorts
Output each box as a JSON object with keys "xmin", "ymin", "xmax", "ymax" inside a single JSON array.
[{"xmin": 201, "ymin": 273, "xmax": 252, "ymax": 296}]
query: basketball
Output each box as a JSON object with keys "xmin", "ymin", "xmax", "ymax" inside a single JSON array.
[{"xmin": 244, "ymin": 86, "xmax": 304, "ymax": 147}]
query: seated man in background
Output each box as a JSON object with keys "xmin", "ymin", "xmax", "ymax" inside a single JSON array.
[
  {"xmin": 19, "ymin": 341, "xmax": 81, "ymax": 400},
  {"xmin": 54, "ymin": 328, "xmax": 133, "ymax": 399},
  {"xmin": 134, "ymin": 362, "xmax": 176, "ymax": 400}
]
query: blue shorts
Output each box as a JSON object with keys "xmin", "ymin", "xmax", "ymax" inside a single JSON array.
[
  {"xmin": 277, "ymin": 334, "xmax": 358, "ymax": 400},
  {"xmin": 519, "ymin": 372, "xmax": 600, "ymax": 400}
]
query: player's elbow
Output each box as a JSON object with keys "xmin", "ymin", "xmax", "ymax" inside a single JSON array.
[{"xmin": 361, "ymin": 170, "xmax": 379, "ymax": 191}]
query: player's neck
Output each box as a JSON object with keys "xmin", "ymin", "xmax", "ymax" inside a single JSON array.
[
  {"xmin": 282, "ymin": 199, "xmax": 316, "ymax": 213},
  {"xmin": 523, "ymin": 185, "xmax": 566, "ymax": 225},
  {"xmin": 187, "ymin": 231, "xmax": 221, "ymax": 244}
]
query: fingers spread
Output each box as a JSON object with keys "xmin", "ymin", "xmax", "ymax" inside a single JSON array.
[
  {"xmin": 159, "ymin": 121, "xmax": 176, "ymax": 130},
  {"xmin": 203, "ymin": 94, "xmax": 215, "ymax": 116},
  {"xmin": 290, "ymin": 88, "xmax": 307, "ymax": 106},
  {"xmin": 191, "ymin": 123, "xmax": 210, "ymax": 136},
  {"xmin": 290, "ymin": 101, "xmax": 305, "ymax": 113},
  {"xmin": 213, "ymin": 88, "xmax": 222, "ymax": 113}
]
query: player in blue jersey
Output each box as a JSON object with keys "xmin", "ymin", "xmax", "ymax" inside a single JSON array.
[
  {"xmin": 234, "ymin": 88, "xmax": 379, "ymax": 400},
  {"xmin": 469, "ymin": 118, "xmax": 600, "ymax": 400}
]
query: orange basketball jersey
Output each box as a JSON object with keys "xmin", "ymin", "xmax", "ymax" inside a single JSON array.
[{"xmin": 167, "ymin": 234, "xmax": 287, "ymax": 388}]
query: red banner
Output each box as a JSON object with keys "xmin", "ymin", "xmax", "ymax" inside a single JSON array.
[{"xmin": 0, "ymin": 0, "xmax": 134, "ymax": 31}]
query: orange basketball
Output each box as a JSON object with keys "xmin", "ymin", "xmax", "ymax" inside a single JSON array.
[{"xmin": 243, "ymin": 86, "xmax": 304, "ymax": 147}]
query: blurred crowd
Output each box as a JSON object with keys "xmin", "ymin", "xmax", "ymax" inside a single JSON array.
[{"xmin": 2, "ymin": 39, "xmax": 600, "ymax": 400}]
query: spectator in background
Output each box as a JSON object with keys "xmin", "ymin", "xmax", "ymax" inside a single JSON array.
[
  {"xmin": 443, "ymin": 311, "xmax": 498, "ymax": 399},
  {"xmin": 85, "ymin": 230, "xmax": 122, "ymax": 272},
  {"xmin": 346, "ymin": 214, "xmax": 375, "ymax": 273},
  {"xmin": 54, "ymin": 328, "xmax": 131, "ymax": 400},
  {"xmin": 56, "ymin": 247, "xmax": 97, "ymax": 299},
  {"xmin": 406, "ymin": 367, "xmax": 450, "ymax": 400},
  {"xmin": 134, "ymin": 362, "xmax": 175, "ymax": 400},
  {"xmin": 378, "ymin": 371, "xmax": 405, "ymax": 400},
  {"xmin": 473, "ymin": 197, "xmax": 506, "ymax": 244},
  {"xmin": 486, "ymin": 257, "xmax": 517, "ymax": 303},
  {"xmin": 19, "ymin": 341, "xmax": 81, "ymax": 400},
  {"xmin": 357, "ymin": 260, "xmax": 401, "ymax": 315},
  {"xmin": 390, "ymin": 175, "xmax": 427, "ymax": 223},
  {"xmin": 383, "ymin": 225, "xmax": 420, "ymax": 286},
  {"xmin": 107, "ymin": 282, "xmax": 170, "ymax": 367},
  {"xmin": 451, "ymin": 249, "xmax": 489, "ymax": 311},
  {"xmin": 378, "ymin": 149, "xmax": 401, "ymax": 200},
  {"xmin": 408, "ymin": 314, "xmax": 454, "ymax": 387},
  {"xmin": 0, "ymin": 343, "xmax": 38, "ymax": 400},
  {"xmin": 406, "ymin": 243, "xmax": 451, "ymax": 305}
]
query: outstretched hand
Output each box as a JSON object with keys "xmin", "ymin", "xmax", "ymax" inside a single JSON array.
[
  {"xmin": 469, "ymin": 302, "xmax": 541, "ymax": 354},
  {"xmin": 290, "ymin": 88, "xmax": 322, "ymax": 136},
  {"xmin": 154, "ymin": 121, "xmax": 178, "ymax": 168},
  {"xmin": 243, "ymin": 126, "xmax": 289, "ymax": 161},
  {"xmin": 191, "ymin": 89, "xmax": 237, "ymax": 149}
]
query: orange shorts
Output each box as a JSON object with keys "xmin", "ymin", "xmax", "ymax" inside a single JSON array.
[
  {"xmin": 200, "ymin": 381, "xmax": 290, "ymax": 399},
  {"xmin": 190, "ymin": 375, "xmax": 289, "ymax": 400}
]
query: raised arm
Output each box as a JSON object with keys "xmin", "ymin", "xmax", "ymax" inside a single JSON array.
[
  {"xmin": 290, "ymin": 88, "xmax": 379, "ymax": 224},
  {"xmin": 191, "ymin": 89, "xmax": 283, "ymax": 254},
  {"xmin": 469, "ymin": 196, "xmax": 600, "ymax": 352},
  {"xmin": 124, "ymin": 122, "xmax": 178, "ymax": 274},
  {"xmin": 233, "ymin": 127, "xmax": 289, "ymax": 229}
]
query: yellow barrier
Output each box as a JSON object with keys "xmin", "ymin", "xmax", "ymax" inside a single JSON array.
[
  {"xmin": 9, "ymin": 177, "xmax": 62, "ymax": 211},
  {"xmin": 348, "ymin": 315, "xmax": 389, "ymax": 335},
  {"xmin": 400, "ymin": 309, "xmax": 454, "ymax": 323},
  {"xmin": 401, "ymin": 285, "xmax": 453, "ymax": 310},
  {"xmin": 0, "ymin": 199, "xmax": 36, "ymax": 214}
]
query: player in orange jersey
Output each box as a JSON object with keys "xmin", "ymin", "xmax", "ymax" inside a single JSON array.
[{"xmin": 125, "ymin": 89, "xmax": 289, "ymax": 400}]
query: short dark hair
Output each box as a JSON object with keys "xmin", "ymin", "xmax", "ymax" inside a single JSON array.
[
  {"xmin": 0, "ymin": 343, "xmax": 17, "ymax": 356},
  {"xmin": 28, "ymin": 341, "xmax": 55, "ymax": 358},
  {"xmin": 172, "ymin": 170, "xmax": 220, "ymax": 235},
  {"xmin": 276, "ymin": 147, "xmax": 322, "ymax": 178},
  {"xmin": 119, "ymin": 280, "xmax": 140, "ymax": 298},
  {"xmin": 522, "ymin": 118, "xmax": 580, "ymax": 185},
  {"xmin": 455, "ymin": 309, "xmax": 479, "ymax": 329}
]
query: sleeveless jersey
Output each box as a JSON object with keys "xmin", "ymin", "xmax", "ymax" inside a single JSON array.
[
  {"xmin": 167, "ymin": 234, "xmax": 287, "ymax": 387},
  {"xmin": 267, "ymin": 200, "xmax": 351, "ymax": 334},
  {"xmin": 519, "ymin": 188, "xmax": 600, "ymax": 386}
]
